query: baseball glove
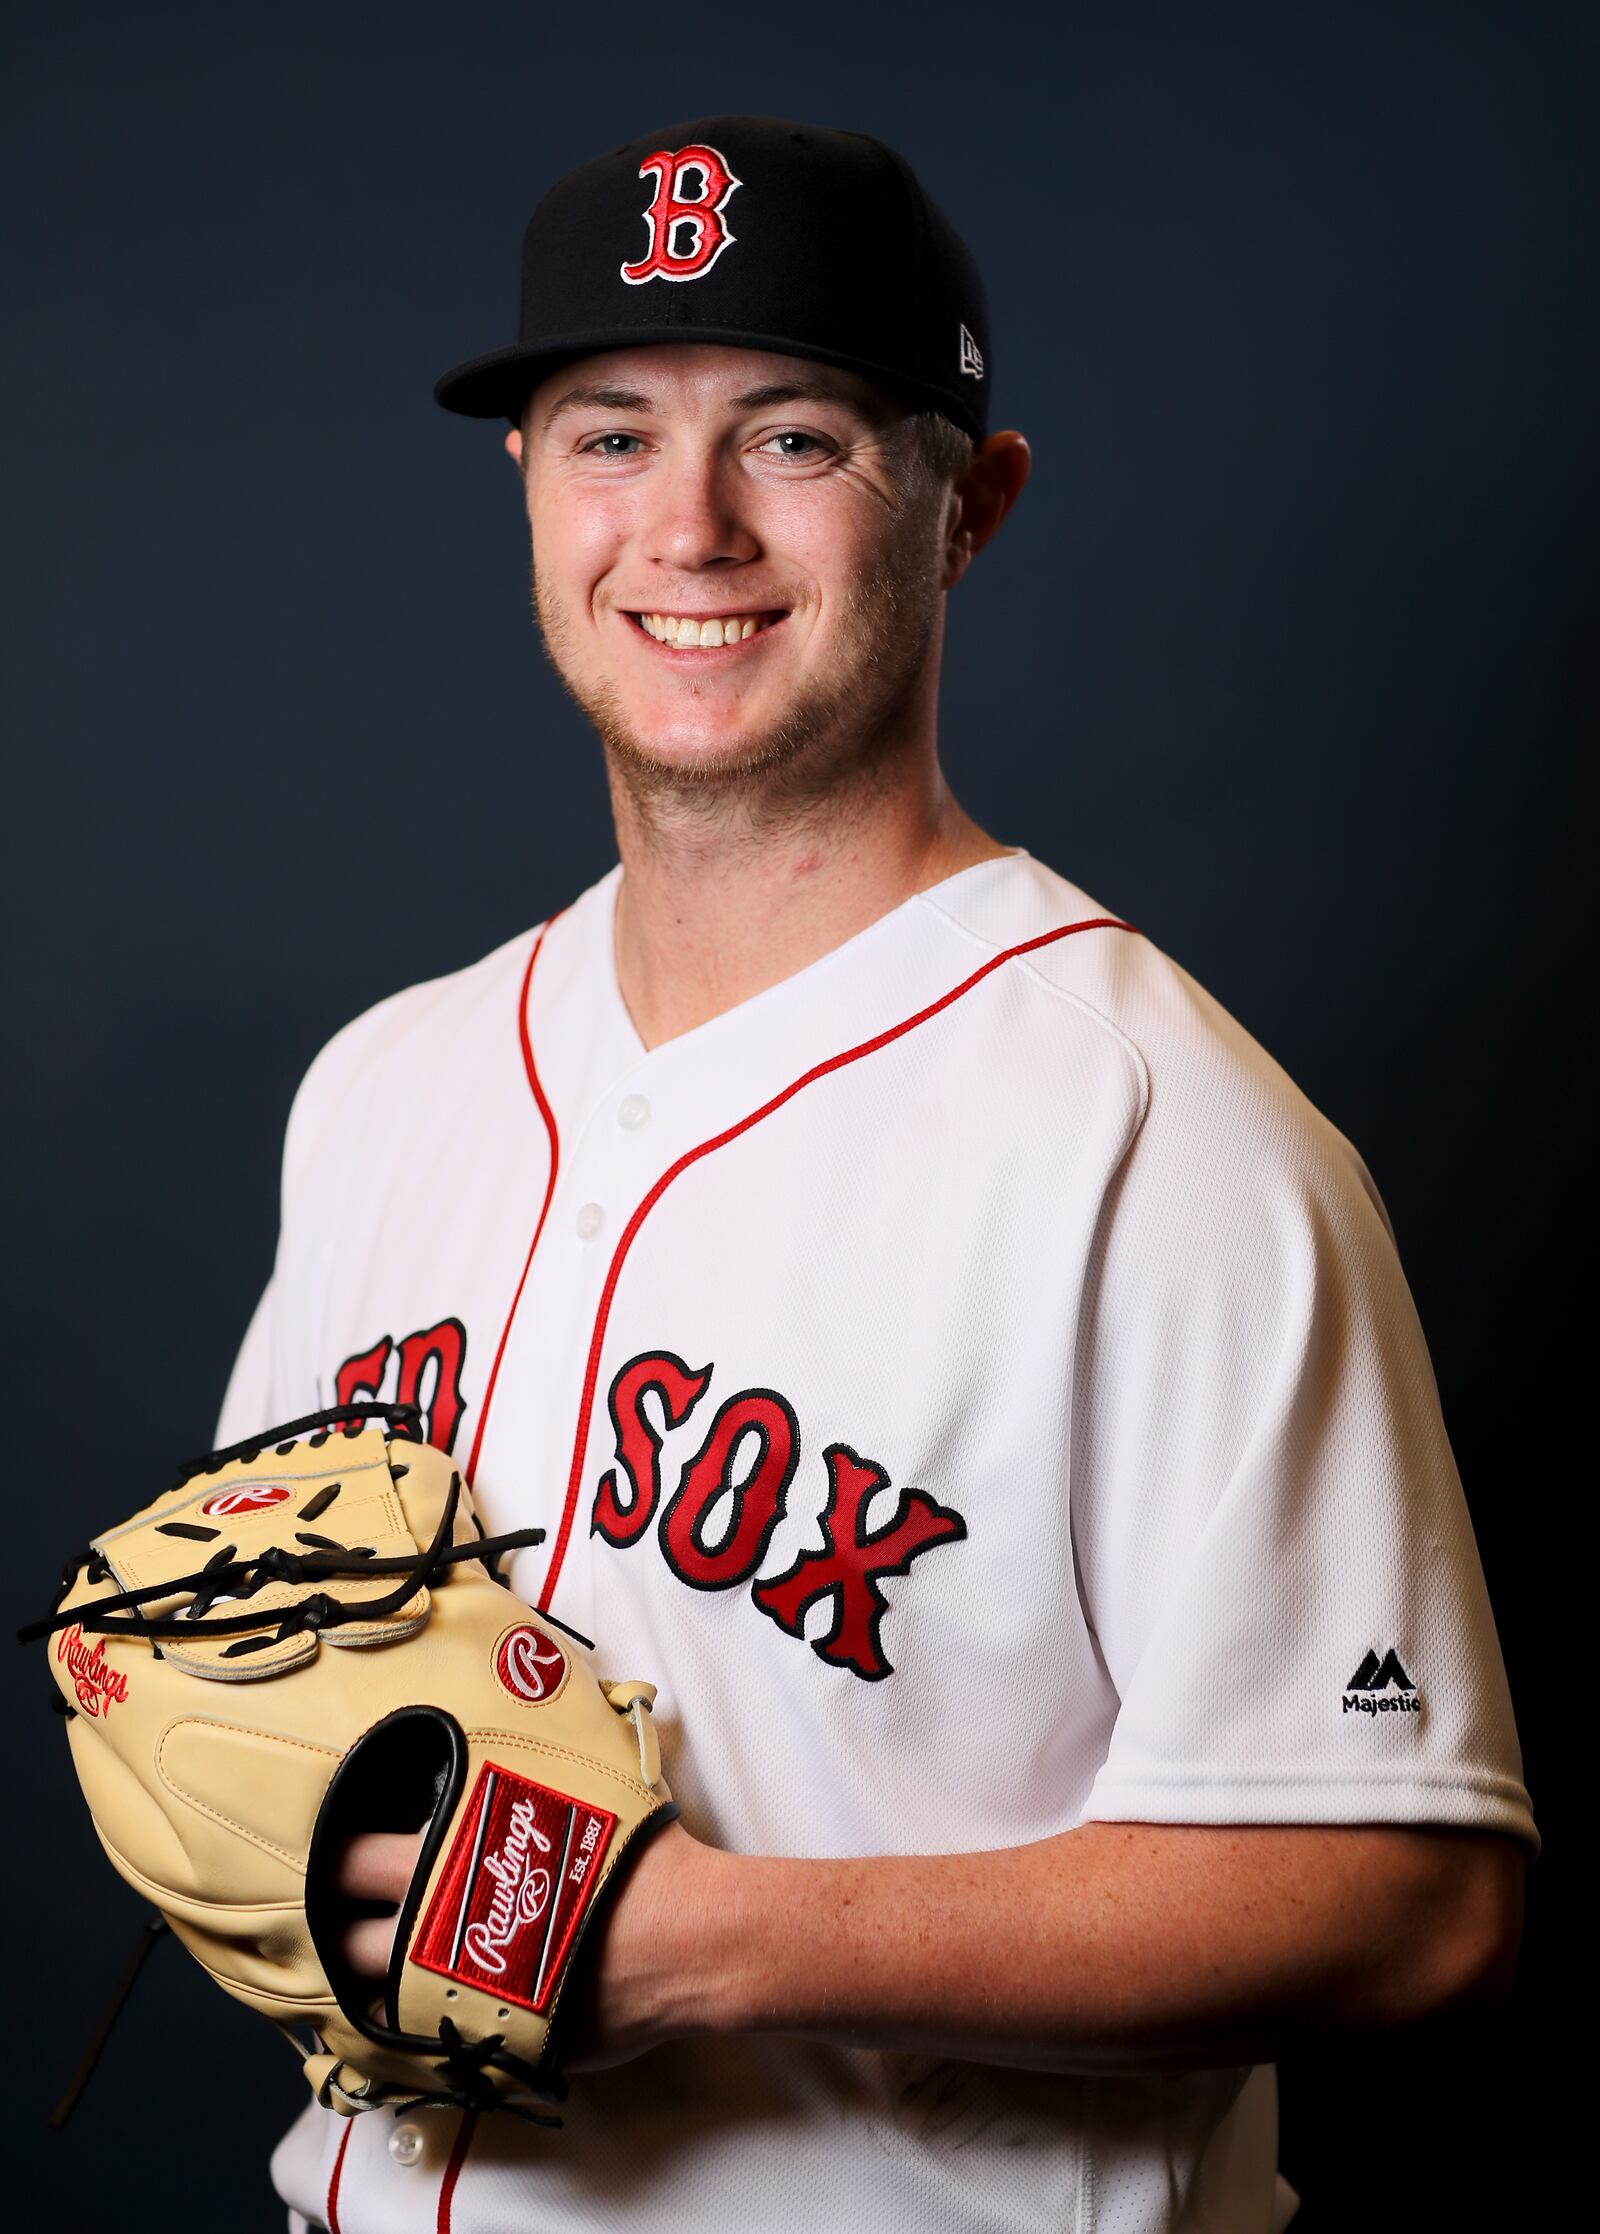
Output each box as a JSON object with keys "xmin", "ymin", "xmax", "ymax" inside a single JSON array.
[{"xmin": 27, "ymin": 1403, "xmax": 676, "ymax": 2123}]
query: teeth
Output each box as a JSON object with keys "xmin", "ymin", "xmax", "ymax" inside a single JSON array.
[{"xmin": 640, "ymin": 613, "xmax": 769, "ymax": 645}]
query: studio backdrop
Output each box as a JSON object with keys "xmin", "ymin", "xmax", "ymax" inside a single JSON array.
[{"xmin": 5, "ymin": 4, "xmax": 1582, "ymax": 2225}]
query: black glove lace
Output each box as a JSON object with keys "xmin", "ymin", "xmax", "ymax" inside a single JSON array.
[{"xmin": 18, "ymin": 1404, "xmax": 544, "ymax": 1648}]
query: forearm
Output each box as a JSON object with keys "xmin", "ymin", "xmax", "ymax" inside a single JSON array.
[{"xmin": 661, "ymin": 1821, "xmax": 1523, "ymax": 2077}]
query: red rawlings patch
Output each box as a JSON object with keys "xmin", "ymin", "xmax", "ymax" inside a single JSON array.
[
  {"xmin": 494, "ymin": 1623, "xmax": 567, "ymax": 1705},
  {"xmin": 200, "ymin": 1484, "xmax": 292, "ymax": 1518},
  {"xmin": 410, "ymin": 1763, "xmax": 617, "ymax": 2014},
  {"xmin": 58, "ymin": 1623, "xmax": 130, "ymax": 1716}
]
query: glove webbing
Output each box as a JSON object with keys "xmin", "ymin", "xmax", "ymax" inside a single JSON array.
[{"xmin": 19, "ymin": 1417, "xmax": 544, "ymax": 1649}]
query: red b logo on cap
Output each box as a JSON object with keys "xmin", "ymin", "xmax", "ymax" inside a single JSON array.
[{"xmin": 622, "ymin": 143, "xmax": 741, "ymax": 286}]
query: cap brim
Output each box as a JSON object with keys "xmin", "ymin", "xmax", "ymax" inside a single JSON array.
[
  {"xmin": 433, "ymin": 329, "xmax": 982, "ymax": 441},
  {"xmin": 433, "ymin": 343, "xmax": 562, "ymax": 420}
]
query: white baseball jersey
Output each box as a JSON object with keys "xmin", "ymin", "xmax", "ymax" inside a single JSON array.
[{"xmin": 218, "ymin": 847, "xmax": 1536, "ymax": 2234}]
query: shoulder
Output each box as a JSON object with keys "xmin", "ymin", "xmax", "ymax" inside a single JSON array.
[
  {"xmin": 279, "ymin": 864, "xmax": 623, "ymax": 1166},
  {"xmin": 924, "ymin": 849, "xmax": 1391, "ymax": 1244},
  {"xmin": 279, "ymin": 918, "xmax": 546, "ymax": 1189}
]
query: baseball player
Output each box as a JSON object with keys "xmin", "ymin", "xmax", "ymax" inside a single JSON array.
[{"xmin": 212, "ymin": 116, "xmax": 1537, "ymax": 2232}]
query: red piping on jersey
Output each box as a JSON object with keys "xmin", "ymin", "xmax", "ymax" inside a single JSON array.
[
  {"xmin": 436, "ymin": 2110, "xmax": 478, "ymax": 2232},
  {"xmin": 325, "ymin": 2117, "xmax": 353, "ymax": 2234},
  {"xmin": 536, "ymin": 913, "xmax": 1133, "ymax": 1611},
  {"xmin": 462, "ymin": 916, "xmax": 566, "ymax": 1488},
  {"xmin": 323, "ymin": 2093, "xmax": 472, "ymax": 2231}
]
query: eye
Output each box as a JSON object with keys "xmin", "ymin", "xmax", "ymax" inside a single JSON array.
[
  {"xmin": 581, "ymin": 432, "xmax": 646, "ymax": 458},
  {"xmin": 758, "ymin": 430, "xmax": 830, "ymax": 461}
]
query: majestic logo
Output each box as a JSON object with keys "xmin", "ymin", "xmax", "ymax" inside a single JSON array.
[
  {"xmin": 591, "ymin": 1351, "xmax": 967, "ymax": 1682},
  {"xmin": 1343, "ymin": 1648, "xmax": 1421, "ymax": 1715},
  {"xmin": 410, "ymin": 1764, "xmax": 617, "ymax": 2012},
  {"xmin": 621, "ymin": 143, "xmax": 741, "ymax": 285},
  {"xmin": 58, "ymin": 1623, "xmax": 130, "ymax": 1717},
  {"xmin": 199, "ymin": 1484, "xmax": 291, "ymax": 1518},
  {"xmin": 494, "ymin": 1624, "xmax": 568, "ymax": 1706},
  {"xmin": 335, "ymin": 1318, "xmax": 469, "ymax": 1454},
  {"xmin": 958, "ymin": 323, "xmax": 984, "ymax": 379}
]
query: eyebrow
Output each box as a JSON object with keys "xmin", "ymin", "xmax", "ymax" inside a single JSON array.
[{"xmin": 538, "ymin": 376, "xmax": 885, "ymax": 432}]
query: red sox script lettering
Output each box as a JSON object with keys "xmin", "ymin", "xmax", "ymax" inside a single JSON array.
[
  {"xmin": 335, "ymin": 1317, "xmax": 469, "ymax": 1454},
  {"xmin": 58, "ymin": 1623, "xmax": 130, "ymax": 1717},
  {"xmin": 463, "ymin": 1797, "xmax": 553, "ymax": 1977},
  {"xmin": 592, "ymin": 1351, "xmax": 966, "ymax": 1681},
  {"xmin": 593, "ymin": 1354, "xmax": 713, "ymax": 1547}
]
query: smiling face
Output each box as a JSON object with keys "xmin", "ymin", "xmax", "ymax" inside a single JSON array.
[{"xmin": 511, "ymin": 343, "xmax": 960, "ymax": 803}]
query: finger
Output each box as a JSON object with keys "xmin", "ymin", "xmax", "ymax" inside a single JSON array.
[
  {"xmin": 335, "ymin": 1830, "xmax": 425, "ymax": 1902},
  {"xmin": 341, "ymin": 1912, "xmax": 401, "ymax": 1980}
]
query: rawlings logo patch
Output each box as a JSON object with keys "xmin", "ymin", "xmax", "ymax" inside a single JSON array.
[
  {"xmin": 621, "ymin": 142, "xmax": 741, "ymax": 285},
  {"xmin": 411, "ymin": 1763, "xmax": 617, "ymax": 2011},
  {"xmin": 494, "ymin": 1623, "xmax": 568, "ymax": 1706},
  {"xmin": 57, "ymin": 1623, "xmax": 130, "ymax": 1717},
  {"xmin": 200, "ymin": 1484, "xmax": 292, "ymax": 1518}
]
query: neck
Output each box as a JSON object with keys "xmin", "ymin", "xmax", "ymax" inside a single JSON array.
[{"xmin": 607, "ymin": 738, "xmax": 1008, "ymax": 1052}]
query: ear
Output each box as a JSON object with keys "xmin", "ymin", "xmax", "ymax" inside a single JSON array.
[
  {"xmin": 504, "ymin": 427, "xmax": 524, "ymax": 472},
  {"xmin": 942, "ymin": 431, "xmax": 1031, "ymax": 592}
]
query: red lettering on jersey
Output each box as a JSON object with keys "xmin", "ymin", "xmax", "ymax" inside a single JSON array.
[
  {"xmin": 620, "ymin": 143, "xmax": 741, "ymax": 286},
  {"xmin": 588, "ymin": 1362, "xmax": 967, "ymax": 1680},
  {"xmin": 592, "ymin": 1351, "xmax": 712, "ymax": 1547},
  {"xmin": 395, "ymin": 1321, "xmax": 467, "ymax": 1453},
  {"xmin": 658, "ymin": 1389, "xmax": 799, "ymax": 1588},
  {"xmin": 335, "ymin": 1336, "xmax": 393, "ymax": 1415},
  {"xmin": 333, "ymin": 1318, "xmax": 469, "ymax": 1453},
  {"xmin": 752, "ymin": 1443, "xmax": 967, "ymax": 1683}
]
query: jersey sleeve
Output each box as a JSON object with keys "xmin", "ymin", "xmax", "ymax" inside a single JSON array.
[
  {"xmin": 1071, "ymin": 972, "xmax": 1538, "ymax": 1854},
  {"xmin": 209, "ymin": 982, "xmax": 417, "ymax": 1446},
  {"xmin": 214, "ymin": 1277, "xmax": 278, "ymax": 1443}
]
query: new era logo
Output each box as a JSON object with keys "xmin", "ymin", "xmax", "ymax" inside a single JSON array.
[
  {"xmin": 1343, "ymin": 1648, "xmax": 1421, "ymax": 1716},
  {"xmin": 958, "ymin": 323, "xmax": 984, "ymax": 380}
]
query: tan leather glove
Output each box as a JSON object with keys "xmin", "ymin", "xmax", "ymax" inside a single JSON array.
[{"xmin": 32, "ymin": 1404, "xmax": 675, "ymax": 2123}]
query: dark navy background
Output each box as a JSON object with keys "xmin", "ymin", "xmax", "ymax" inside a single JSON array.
[{"xmin": 6, "ymin": 3, "xmax": 1582, "ymax": 2222}]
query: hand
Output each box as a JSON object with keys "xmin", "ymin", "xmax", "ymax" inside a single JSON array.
[
  {"xmin": 557, "ymin": 1818, "xmax": 708, "ymax": 2072},
  {"xmin": 332, "ymin": 1817, "xmax": 717, "ymax": 2069},
  {"xmin": 335, "ymin": 1829, "xmax": 422, "ymax": 1976}
]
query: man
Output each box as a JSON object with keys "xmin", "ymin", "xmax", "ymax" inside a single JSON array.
[{"xmin": 219, "ymin": 117, "xmax": 1536, "ymax": 2233}]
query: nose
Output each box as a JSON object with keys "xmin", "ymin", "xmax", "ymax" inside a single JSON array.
[{"xmin": 642, "ymin": 441, "xmax": 760, "ymax": 573}]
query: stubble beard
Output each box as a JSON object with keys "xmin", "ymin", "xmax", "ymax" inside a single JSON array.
[{"xmin": 528, "ymin": 515, "xmax": 945, "ymax": 840}]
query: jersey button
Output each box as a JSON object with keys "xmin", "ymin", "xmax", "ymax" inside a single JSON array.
[
  {"xmin": 575, "ymin": 1201, "xmax": 606, "ymax": 1240},
  {"xmin": 617, "ymin": 1093, "xmax": 651, "ymax": 1130},
  {"xmin": 388, "ymin": 2123, "xmax": 426, "ymax": 2167}
]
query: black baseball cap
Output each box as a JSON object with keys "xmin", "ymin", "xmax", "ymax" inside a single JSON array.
[{"xmin": 433, "ymin": 116, "xmax": 992, "ymax": 442}]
